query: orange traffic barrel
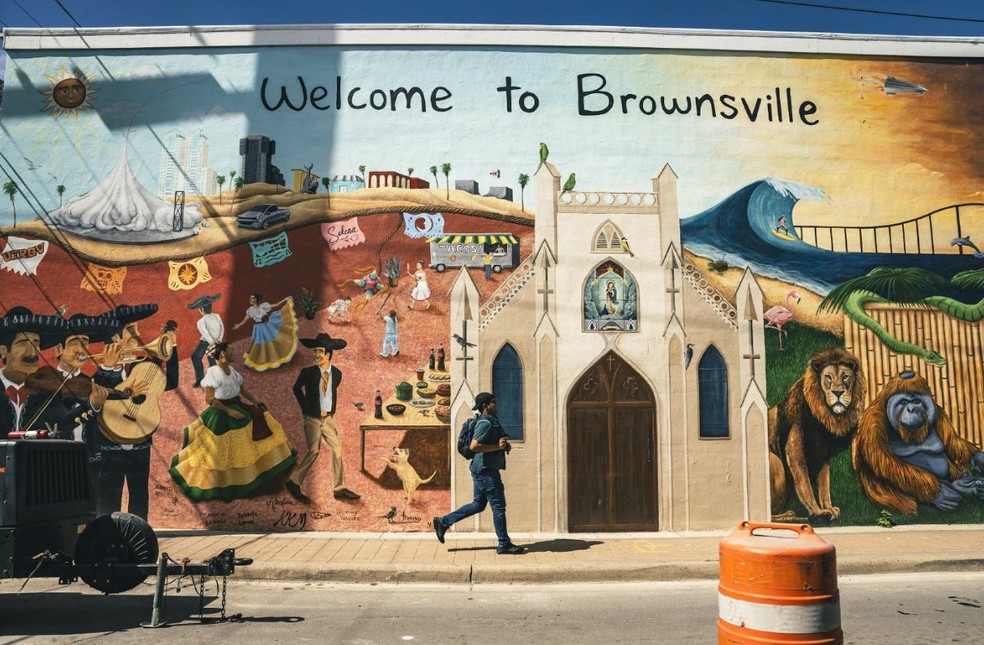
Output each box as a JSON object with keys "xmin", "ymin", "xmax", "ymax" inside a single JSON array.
[{"xmin": 718, "ymin": 521, "xmax": 841, "ymax": 644}]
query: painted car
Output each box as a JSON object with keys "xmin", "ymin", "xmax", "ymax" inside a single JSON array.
[{"xmin": 236, "ymin": 204, "xmax": 291, "ymax": 230}]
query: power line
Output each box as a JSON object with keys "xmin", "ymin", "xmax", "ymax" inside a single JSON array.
[
  {"xmin": 754, "ymin": 0, "xmax": 984, "ymax": 24},
  {"xmin": 52, "ymin": 0, "xmax": 83, "ymax": 29},
  {"xmin": 9, "ymin": 0, "xmax": 43, "ymax": 28}
]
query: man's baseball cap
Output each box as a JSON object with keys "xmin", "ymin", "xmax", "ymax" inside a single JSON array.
[{"xmin": 472, "ymin": 392, "xmax": 495, "ymax": 411}]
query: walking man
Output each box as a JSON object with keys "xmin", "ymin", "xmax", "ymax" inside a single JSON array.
[
  {"xmin": 287, "ymin": 332, "xmax": 360, "ymax": 503},
  {"xmin": 433, "ymin": 392, "xmax": 525, "ymax": 554},
  {"xmin": 189, "ymin": 294, "xmax": 223, "ymax": 388}
]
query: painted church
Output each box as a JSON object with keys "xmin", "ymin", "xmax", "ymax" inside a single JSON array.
[{"xmin": 447, "ymin": 162, "xmax": 772, "ymax": 532}]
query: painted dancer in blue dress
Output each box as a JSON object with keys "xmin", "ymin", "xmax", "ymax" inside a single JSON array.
[{"xmin": 232, "ymin": 293, "xmax": 298, "ymax": 372}]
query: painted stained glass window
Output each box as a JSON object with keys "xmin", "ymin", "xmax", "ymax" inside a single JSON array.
[{"xmin": 582, "ymin": 260, "xmax": 638, "ymax": 332}]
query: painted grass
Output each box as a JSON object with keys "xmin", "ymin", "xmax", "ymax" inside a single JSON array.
[{"xmin": 764, "ymin": 320, "xmax": 984, "ymax": 526}]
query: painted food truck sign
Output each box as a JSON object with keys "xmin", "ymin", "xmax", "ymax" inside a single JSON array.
[{"xmin": 428, "ymin": 234, "xmax": 520, "ymax": 272}]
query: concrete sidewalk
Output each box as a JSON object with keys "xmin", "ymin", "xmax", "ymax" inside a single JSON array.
[{"xmin": 157, "ymin": 524, "xmax": 984, "ymax": 584}]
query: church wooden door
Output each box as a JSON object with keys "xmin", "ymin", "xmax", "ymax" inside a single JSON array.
[{"xmin": 568, "ymin": 351, "xmax": 657, "ymax": 531}]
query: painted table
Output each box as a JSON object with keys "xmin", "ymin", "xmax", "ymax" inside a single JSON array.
[{"xmin": 358, "ymin": 370, "xmax": 451, "ymax": 486}]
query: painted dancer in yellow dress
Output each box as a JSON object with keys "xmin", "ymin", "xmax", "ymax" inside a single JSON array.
[
  {"xmin": 231, "ymin": 293, "xmax": 298, "ymax": 372},
  {"xmin": 169, "ymin": 343, "xmax": 295, "ymax": 501}
]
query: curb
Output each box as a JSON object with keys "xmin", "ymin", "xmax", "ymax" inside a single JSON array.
[{"xmin": 228, "ymin": 557, "xmax": 984, "ymax": 584}]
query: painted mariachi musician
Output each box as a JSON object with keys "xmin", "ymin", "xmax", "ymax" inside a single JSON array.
[
  {"xmin": 88, "ymin": 304, "xmax": 179, "ymax": 519},
  {"xmin": 0, "ymin": 307, "xmax": 82, "ymax": 438},
  {"xmin": 22, "ymin": 313, "xmax": 137, "ymax": 442}
]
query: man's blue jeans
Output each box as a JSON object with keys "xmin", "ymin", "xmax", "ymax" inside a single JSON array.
[{"xmin": 439, "ymin": 469, "xmax": 511, "ymax": 548}]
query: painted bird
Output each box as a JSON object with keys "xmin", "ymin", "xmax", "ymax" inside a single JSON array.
[
  {"xmin": 620, "ymin": 237, "xmax": 634, "ymax": 257},
  {"xmin": 489, "ymin": 169, "xmax": 501, "ymax": 178},
  {"xmin": 562, "ymin": 173, "xmax": 576, "ymax": 194},
  {"xmin": 452, "ymin": 333, "xmax": 476, "ymax": 349},
  {"xmin": 381, "ymin": 507, "xmax": 398, "ymax": 523},
  {"xmin": 539, "ymin": 142, "xmax": 549, "ymax": 166},
  {"xmin": 764, "ymin": 290, "xmax": 801, "ymax": 352},
  {"xmin": 352, "ymin": 401, "xmax": 365, "ymax": 411},
  {"xmin": 685, "ymin": 343, "xmax": 694, "ymax": 369}
]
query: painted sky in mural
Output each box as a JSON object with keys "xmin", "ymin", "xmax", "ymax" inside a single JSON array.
[{"xmin": 2, "ymin": 47, "xmax": 983, "ymax": 228}]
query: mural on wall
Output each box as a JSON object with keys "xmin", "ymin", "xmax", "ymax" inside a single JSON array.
[{"xmin": 3, "ymin": 32, "xmax": 984, "ymax": 533}]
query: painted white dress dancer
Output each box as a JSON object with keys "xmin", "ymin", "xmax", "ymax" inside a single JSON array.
[{"xmin": 407, "ymin": 260, "xmax": 431, "ymax": 310}]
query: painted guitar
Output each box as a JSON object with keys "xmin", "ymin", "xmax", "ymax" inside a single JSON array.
[{"xmin": 97, "ymin": 361, "xmax": 166, "ymax": 444}]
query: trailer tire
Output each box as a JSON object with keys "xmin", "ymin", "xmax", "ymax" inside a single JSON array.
[
  {"xmin": 435, "ymin": 264, "xmax": 446, "ymax": 273},
  {"xmin": 493, "ymin": 265, "xmax": 502, "ymax": 273},
  {"xmin": 75, "ymin": 512, "xmax": 159, "ymax": 593}
]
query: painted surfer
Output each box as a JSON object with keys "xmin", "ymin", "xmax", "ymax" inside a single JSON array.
[{"xmin": 775, "ymin": 216, "xmax": 789, "ymax": 235}]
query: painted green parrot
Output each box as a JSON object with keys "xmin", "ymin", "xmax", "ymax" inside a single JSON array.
[
  {"xmin": 539, "ymin": 142, "xmax": 549, "ymax": 166},
  {"xmin": 562, "ymin": 172, "xmax": 576, "ymax": 194}
]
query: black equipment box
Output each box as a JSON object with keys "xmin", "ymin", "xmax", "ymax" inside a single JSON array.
[{"xmin": 0, "ymin": 440, "xmax": 96, "ymax": 578}]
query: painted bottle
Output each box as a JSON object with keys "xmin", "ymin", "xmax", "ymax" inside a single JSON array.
[
  {"xmin": 437, "ymin": 343, "xmax": 446, "ymax": 371},
  {"xmin": 429, "ymin": 348, "xmax": 436, "ymax": 370},
  {"xmin": 374, "ymin": 390, "xmax": 383, "ymax": 419}
]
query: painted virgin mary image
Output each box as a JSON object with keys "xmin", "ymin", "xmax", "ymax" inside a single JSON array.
[{"xmin": 604, "ymin": 280, "xmax": 619, "ymax": 316}]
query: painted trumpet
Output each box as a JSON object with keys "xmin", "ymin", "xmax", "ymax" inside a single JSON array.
[{"xmin": 80, "ymin": 332, "xmax": 176, "ymax": 364}]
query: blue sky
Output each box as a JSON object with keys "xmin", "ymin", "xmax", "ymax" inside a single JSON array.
[{"xmin": 1, "ymin": 0, "xmax": 983, "ymax": 35}]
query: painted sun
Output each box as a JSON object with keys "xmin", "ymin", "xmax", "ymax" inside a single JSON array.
[{"xmin": 41, "ymin": 68, "xmax": 97, "ymax": 119}]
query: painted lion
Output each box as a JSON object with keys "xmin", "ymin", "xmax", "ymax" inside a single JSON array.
[{"xmin": 769, "ymin": 347, "xmax": 867, "ymax": 523}]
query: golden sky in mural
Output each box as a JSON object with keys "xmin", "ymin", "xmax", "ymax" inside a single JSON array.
[{"xmin": 746, "ymin": 56, "xmax": 984, "ymax": 227}]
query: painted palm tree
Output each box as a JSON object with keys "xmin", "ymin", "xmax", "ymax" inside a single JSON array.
[
  {"xmin": 358, "ymin": 165, "xmax": 366, "ymax": 182},
  {"xmin": 56, "ymin": 184, "xmax": 66, "ymax": 208},
  {"xmin": 429, "ymin": 165, "xmax": 438, "ymax": 189},
  {"xmin": 407, "ymin": 167, "xmax": 414, "ymax": 177},
  {"xmin": 229, "ymin": 170, "xmax": 237, "ymax": 191},
  {"xmin": 234, "ymin": 176, "xmax": 245, "ymax": 196},
  {"xmin": 817, "ymin": 266, "xmax": 977, "ymax": 367},
  {"xmin": 216, "ymin": 175, "xmax": 226, "ymax": 204},
  {"xmin": 518, "ymin": 173, "xmax": 530, "ymax": 211},
  {"xmin": 2, "ymin": 181, "xmax": 18, "ymax": 229},
  {"xmin": 441, "ymin": 162, "xmax": 451, "ymax": 199},
  {"xmin": 320, "ymin": 176, "xmax": 332, "ymax": 209}
]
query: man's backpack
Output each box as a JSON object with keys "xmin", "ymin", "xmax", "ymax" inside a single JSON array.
[{"xmin": 457, "ymin": 417, "xmax": 477, "ymax": 460}]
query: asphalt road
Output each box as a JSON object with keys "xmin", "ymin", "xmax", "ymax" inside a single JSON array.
[{"xmin": 2, "ymin": 572, "xmax": 983, "ymax": 643}]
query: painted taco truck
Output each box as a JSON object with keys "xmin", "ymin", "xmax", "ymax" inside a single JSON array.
[{"xmin": 428, "ymin": 233, "xmax": 520, "ymax": 273}]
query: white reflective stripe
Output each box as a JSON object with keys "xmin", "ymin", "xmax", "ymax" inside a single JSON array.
[{"xmin": 718, "ymin": 593, "xmax": 840, "ymax": 634}]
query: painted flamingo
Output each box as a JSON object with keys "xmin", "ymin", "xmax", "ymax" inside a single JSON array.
[{"xmin": 764, "ymin": 290, "xmax": 801, "ymax": 351}]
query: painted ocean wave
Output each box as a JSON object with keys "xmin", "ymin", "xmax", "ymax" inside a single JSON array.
[{"xmin": 680, "ymin": 178, "xmax": 982, "ymax": 294}]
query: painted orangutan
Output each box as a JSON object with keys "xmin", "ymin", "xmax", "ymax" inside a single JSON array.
[{"xmin": 852, "ymin": 371, "xmax": 984, "ymax": 515}]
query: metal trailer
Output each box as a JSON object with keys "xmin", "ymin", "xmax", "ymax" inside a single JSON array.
[
  {"xmin": 1, "ymin": 439, "xmax": 252, "ymax": 627},
  {"xmin": 428, "ymin": 233, "xmax": 520, "ymax": 273}
]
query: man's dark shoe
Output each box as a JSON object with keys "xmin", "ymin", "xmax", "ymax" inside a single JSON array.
[
  {"xmin": 333, "ymin": 488, "xmax": 361, "ymax": 500},
  {"xmin": 496, "ymin": 544, "xmax": 527, "ymax": 555},
  {"xmin": 433, "ymin": 517, "xmax": 447, "ymax": 544},
  {"xmin": 285, "ymin": 480, "xmax": 310, "ymax": 504}
]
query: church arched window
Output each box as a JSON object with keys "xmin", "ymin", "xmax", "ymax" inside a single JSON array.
[
  {"xmin": 698, "ymin": 346, "xmax": 729, "ymax": 438},
  {"xmin": 591, "ymin": 221, "xmax": 628, "ymax": 254},
  {"xmin": 493, "ymin": 343, "xmax": 524, "ymax": 440}
]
